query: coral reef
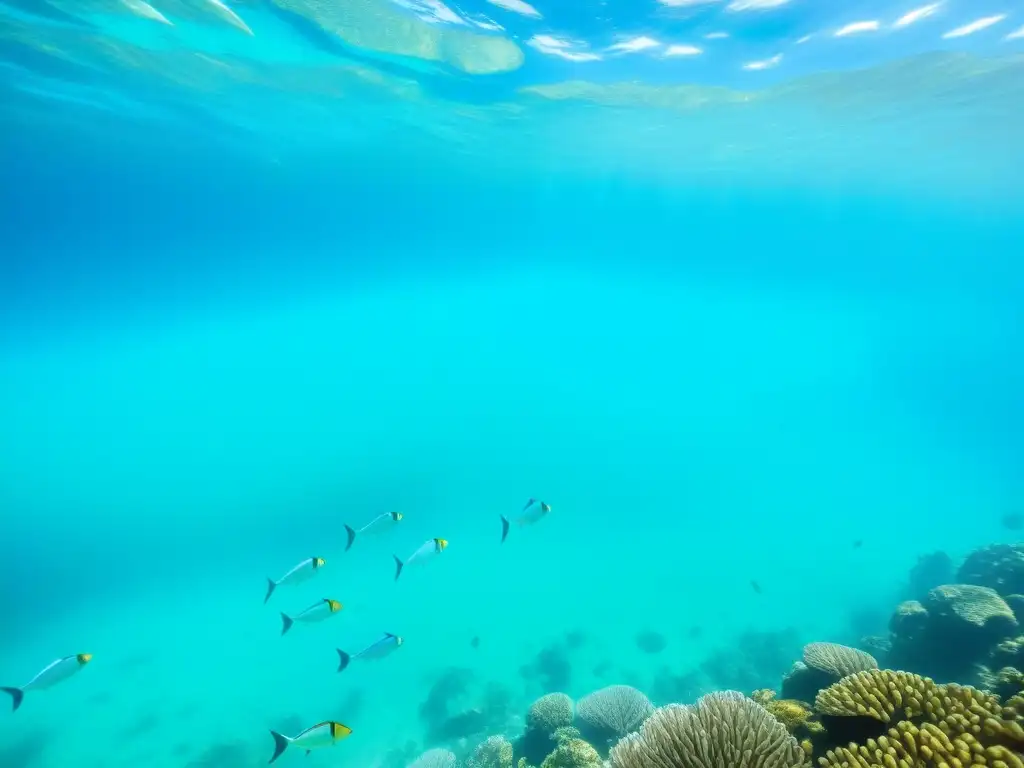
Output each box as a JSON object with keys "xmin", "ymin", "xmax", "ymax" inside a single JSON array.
[
  {"xmin": 803, "ymin": 642, "xmax": 879, "ymax": 678},
  {"xmin": 517, "ymin": 693, "xmax": 575, "ymax": 766},
  {"xmin": 608, "ymin": 691, "xmax": 807, "ymax": 768},
  {"xmin": 539, "ymin": 738, "xmax": 601, "ymax": 768},
  {"xmin": 814, "ymin": 668, "xmax": 1024, "ymax": 768},
  {"xmin": 385, "ymin": 539, "xmax": 1024, "ymax": 768},
  {"xmin": 781, "ymin": 643, "xmax": 878, "ymax": 704},
  {"xmin": 467, "ymin": 736, "xmax": 514, "ymax": 768},
  {"xmin": 575, "ymin": 685, "xmax": 654, "ymax": 753},
  {"xmin": 958, "ymin": 544, "xmax": 1024, "ymax": 596},
  {"xmin": 527, "ymin": 693, "xmax": 574, "ymax": 734},
  {"xmin": 886, "ymin": 585, "xmax": 1018, "ymax": 682},
  {"xmin": 419, "ymin": 669, "xmax": 513, "ymax": 744},
  {"xmin": 407, "ymin": 748, "xmax": 458, "ymax": 768},
  {"xmin": 906, "ymin": 552, "xmax": 954, "ymax": 600},
  {"xmin": 753, "ymin": 688, "xmax": 825, "ymax": 749}
]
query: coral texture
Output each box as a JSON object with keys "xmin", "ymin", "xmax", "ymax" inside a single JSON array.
[
  {"xmin": 576, "ymin": 685, "xmax": 654, "ymax": 743},
  {"xmin": 803, "ymin": 643, "xmax": 879, "ymax": 678},
  {"xmin": 468, "ymin": 736, "xmax": 514, "ymax": 768},
  {"xmin": 529, "ymin": 693, "xmax": 575, "ymax": 735},
  {"xmin": 539, "ymin": 738, "xmax": 601, "ymax": 768},
  {"xmin": 958, "ymin": 544, "xmax": 1024, "ymax": 596},
  {"xmin": 608, "ymin": 691, "xmax": 806, "ymax": 768},
  {"xmin": 815, "ymin": 667, "xmax": 1024, "ymax": 768},
  {"xmin": 408, "ymin": 748, "xmax": 458, "ymax": 768}
]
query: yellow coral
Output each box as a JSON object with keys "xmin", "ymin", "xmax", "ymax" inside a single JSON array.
[
  {"xmin": 819, "ymin": 719, "xmax": 1024, "ymax": 768},
  {"xmin": 815, "ymin": 669, "xmax": 1024, "ymax": 768},
  {"xmin": 540, "ymin": 738, "xmax": 601, "ymax": 768},
  {"xmin": 766, "ymin": 699, "xmax": 813, "ymax": 731},
  {"xmin": 815, "ymin": 670, "xmax": 940, "ymax": 723}
]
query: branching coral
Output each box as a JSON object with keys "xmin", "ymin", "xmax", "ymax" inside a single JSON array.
[
  {"xmin": 608, "ymin": 691, "xmax": 807, "ymax": 768},
  {"xmin": 803, "ymin": 643, "xmax": 879, "ymax": 678}
]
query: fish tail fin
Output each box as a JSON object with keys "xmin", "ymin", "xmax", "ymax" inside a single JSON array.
[
  {"xmin": 1, "ymin": 687, "xmax": 23, "ymax": 712},
  {"xmin": 500, "ymin": 515, "xmax": 510, "ymax": 544},
  {"xmin": 392, "ymin": 554, "xmax": 404, "ymax": 581},
  {"xmin": 264, "ymin": 578, "xmax": 277, "ymax": 604},
  {"xmin": 336, "ymin": 649, "xmax": 351, "ymax": 673},
  {"xmin": 268, "ymin": 731, "xmax": 290, "ymax": 763},
  {"xmin": 280, "ymin": 613, "xmax": 294, "ymax": 636},
  {"xmin": 344, "ymin": 524, "xmax": 356, "ymax": 552}
]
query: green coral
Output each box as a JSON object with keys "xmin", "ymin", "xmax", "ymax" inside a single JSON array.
[
  {"xmin": 467, "ymin": 736, "xmax": 513, "ymax": 768},
  {"xmin": 552, "ymin": 726, "xmax": 581, "ymax": 743},
  {"xmin": 527, "ymin": 693, "xmax": 574, "ymax": 735},
  {"xmin": 540, "ymin": 738, "xmax": 601, "ymax": 768}
]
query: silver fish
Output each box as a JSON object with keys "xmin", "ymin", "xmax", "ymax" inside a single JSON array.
[
  {"xmin": 280, "ymin": 598, "xmax": 343, "ymax": 636},
  {"xmin": 268, "ymin": 720, "xmax": 352, "ymax": 763},
  {"xmin": 392, "ymin": 538, "xmax": 448, "ymax": 580},
  {"xmin": 264, "ymin": 557, "xmax": 326, "ymax": 604},
  {"xmin": 344, "ymin": 511, "xmax": 403, "ymax": 551},
  {"xmin": 500, "ymin": 498, "xmax": 552, "ymax": 543},
  {"xmin": 2, "ymin": 653, "xmax": 93, "ymax": 712},
  {"xmin": 336, "ymin": 632, "xmax": 403, "ymax": 672}
]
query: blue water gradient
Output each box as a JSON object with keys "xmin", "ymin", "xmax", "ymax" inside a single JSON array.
[{"xmin": 1, "ymin": 1, "xmax": 1023, "ymax": 767}]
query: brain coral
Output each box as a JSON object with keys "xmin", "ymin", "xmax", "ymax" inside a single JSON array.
[
  {"xmin": 608, "ymin": 691, "xmax": 807, "ymax": 768},
  {"xmin": 529, "ymin": 693, "xmax": 575, "ymax": 734},
  {"xmin": 576, "ymin": 685, "xmax": 653, "ymax": 741},
  {"xmin": 803, "ymin": 643, "xmax": 878, "ymax": 678}
]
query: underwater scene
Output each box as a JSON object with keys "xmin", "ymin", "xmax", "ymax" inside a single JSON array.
[{"xmin": 1, "ymin": 0, "xmax": 1023, "ymax": 767}]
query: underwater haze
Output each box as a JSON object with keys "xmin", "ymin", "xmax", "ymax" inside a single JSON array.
[{"xmin": 1, "ymin": 0, "xmax": 1023, "ymax": 767}]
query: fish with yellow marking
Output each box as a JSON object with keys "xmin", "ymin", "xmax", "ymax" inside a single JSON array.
[
  {"xmin": 264, "ymin": 556, "xmax": 326, "ymax": 604},
  {"xmin": 343, "ymin": 511, "xmax": 403, "ymax": 552},
  {"xmin": 268, "ymin": 720, "xmax": 352, "ymax": 763},
  {"xmin": 392, "ymin": 538, "xmax": 447, "ymax": 581},
  {"xmin": 336, "ymin": 632, "xmax": 403, "ymax": 672},
  {"xmin": 2, "ymin": 653, "xmax": 92, "ymax": 712},
  {"xmin": 500, "ymin": 498, "xmax": 552, "ymax": 543},
  {"xmin": 279, "ymin": 598, "xmax": 343, "ymax": 636}
]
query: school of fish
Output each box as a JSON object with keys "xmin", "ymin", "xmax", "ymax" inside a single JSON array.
[{"xmin": 1, "ymin": 498, "xmax": 554, "ymax": 763}]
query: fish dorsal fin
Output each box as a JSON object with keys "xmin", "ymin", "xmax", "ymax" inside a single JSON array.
[{"xmin": 299, "ymin": 721, "xmax": 331, "ymax": 737}]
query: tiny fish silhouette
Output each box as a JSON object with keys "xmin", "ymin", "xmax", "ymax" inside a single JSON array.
[
  {"xmin": 470, "ymin": 636, "xmax": 480, "ymax": 649},
  {"xmin": 750, "ymin": 580, "xmax": 762, "ymax": 594},
  {"xmin": 1003, "ymin": 512, "xmax": 1023, "ymax": 531}
]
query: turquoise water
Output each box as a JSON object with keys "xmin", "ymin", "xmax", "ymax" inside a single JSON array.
[{"xmin": 1, "ymin": 1, "xmax": 1023, "ymax": 767}]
